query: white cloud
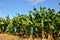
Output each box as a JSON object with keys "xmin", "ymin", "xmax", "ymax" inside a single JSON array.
[{"xmin": 28, "ymin": 0, "xmax": 44, "ymax": 5}]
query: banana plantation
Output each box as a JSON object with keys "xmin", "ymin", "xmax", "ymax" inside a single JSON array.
[{"xmin": 0, "ymin": 6, "xmax": 60, "ymax": 40}]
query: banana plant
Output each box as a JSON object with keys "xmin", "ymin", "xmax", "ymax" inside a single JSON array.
[
  {"xmin": 55, "ymin": 11, "xmax": 60, "ymax": 37},
  {"xmin": 39, "ymin": 6, "xmax": 47, "ymax": 40},
  {"xmin": 29, "ymin": 7, "xmax": 47, "ymax": 40},
  {"xmin": 12, "ymin": 16, "xmax": 19, "ymax": 34},
  {"xmin": 44, "ymin": 8, "xmax": 57, "ymax": 40},
  {"xmin": 31, "ymin": 7, "xmax": 42, "ymax": 38},
  {"xmin": 5, "ymin": 15, "xmax": 13, "ymax": 33},
  {"xmin": 21, "ymin": 14, "xmax": 32, "ymax": 37},
  {"xmin": 0, "ymin": 17, "xmax": 6, "ymax": 33}
]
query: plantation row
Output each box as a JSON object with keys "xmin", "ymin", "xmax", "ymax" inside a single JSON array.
[{"xmin": 0, "ymin": 6, "xmax": 60, "ymax": 40}]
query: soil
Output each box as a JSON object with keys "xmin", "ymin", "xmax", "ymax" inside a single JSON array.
[{"xmin": 0, "ymin": 33, "xmax": 42, "ymax": 40}]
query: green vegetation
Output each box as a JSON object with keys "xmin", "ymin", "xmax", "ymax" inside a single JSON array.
[{"xmin": 0, "ymin": 6, "xmax": 60, "ymax": 40}]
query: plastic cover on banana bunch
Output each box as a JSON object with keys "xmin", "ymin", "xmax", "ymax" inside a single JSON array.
[
  {"xmin": 6, "ymin": 27, "xmax": 9, "ymax": 32},
  {"xmin": 0, "ymin": 28, "xmax": 2, "ymax": 32},
  {"xmin": 13, "ymin": 27, "xmax": 17, "ymax": 33},
  {"xmin": 20, "ymin": 27, "xmax": 24, "ymax": 34},
  {"xmin": 30, "ymin": 27, "xmax": 34, "ymax": 34}
]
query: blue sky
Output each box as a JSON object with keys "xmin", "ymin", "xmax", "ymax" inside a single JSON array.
[{"xmin": 0, "ymin": 0, "xmax": 60, "ymax": 18}]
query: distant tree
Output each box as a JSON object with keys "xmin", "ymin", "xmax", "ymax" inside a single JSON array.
[{"xmin": 58, "ymin": 2, "xmax": 60, "ymax": 6}]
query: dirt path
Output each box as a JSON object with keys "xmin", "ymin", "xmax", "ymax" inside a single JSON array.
[
  {"xmin": 0, "ymin": 34, "xmax": 42, "ymax": 40},
  {"xmin": 0, "ymin": 34, "xmax": 20, "ymax": 40}
]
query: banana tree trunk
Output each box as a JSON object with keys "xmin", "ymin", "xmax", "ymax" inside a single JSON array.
[
  {"xmin": 48, "ymin": 30, "xmax": 51, "ymax": 40},
  {"xmin": 35, "ymin": 27, "xmax": 38, "ymax": 38},
  {"xmin": 41, "ymin": 19, "xmax": 45, "ymax": 40},
  {"xmin": 51, "ymin": 33, "xmax": 54, "ymax": 40},
  {"xmin": 58, "ymin": 30, "xmax": 60, "ymax": 36},
  {"xmin": 29, "ymin": 34, "xmax": 34, "ymax": 40},
  {"xmin": 42, "ymin": 27, "xmax": 45, "ymax": 40}
]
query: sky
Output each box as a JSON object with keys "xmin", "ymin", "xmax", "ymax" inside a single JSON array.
[{"xmin": 0, "ymin": 0, "xmax": 60, "ymax": 18}]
